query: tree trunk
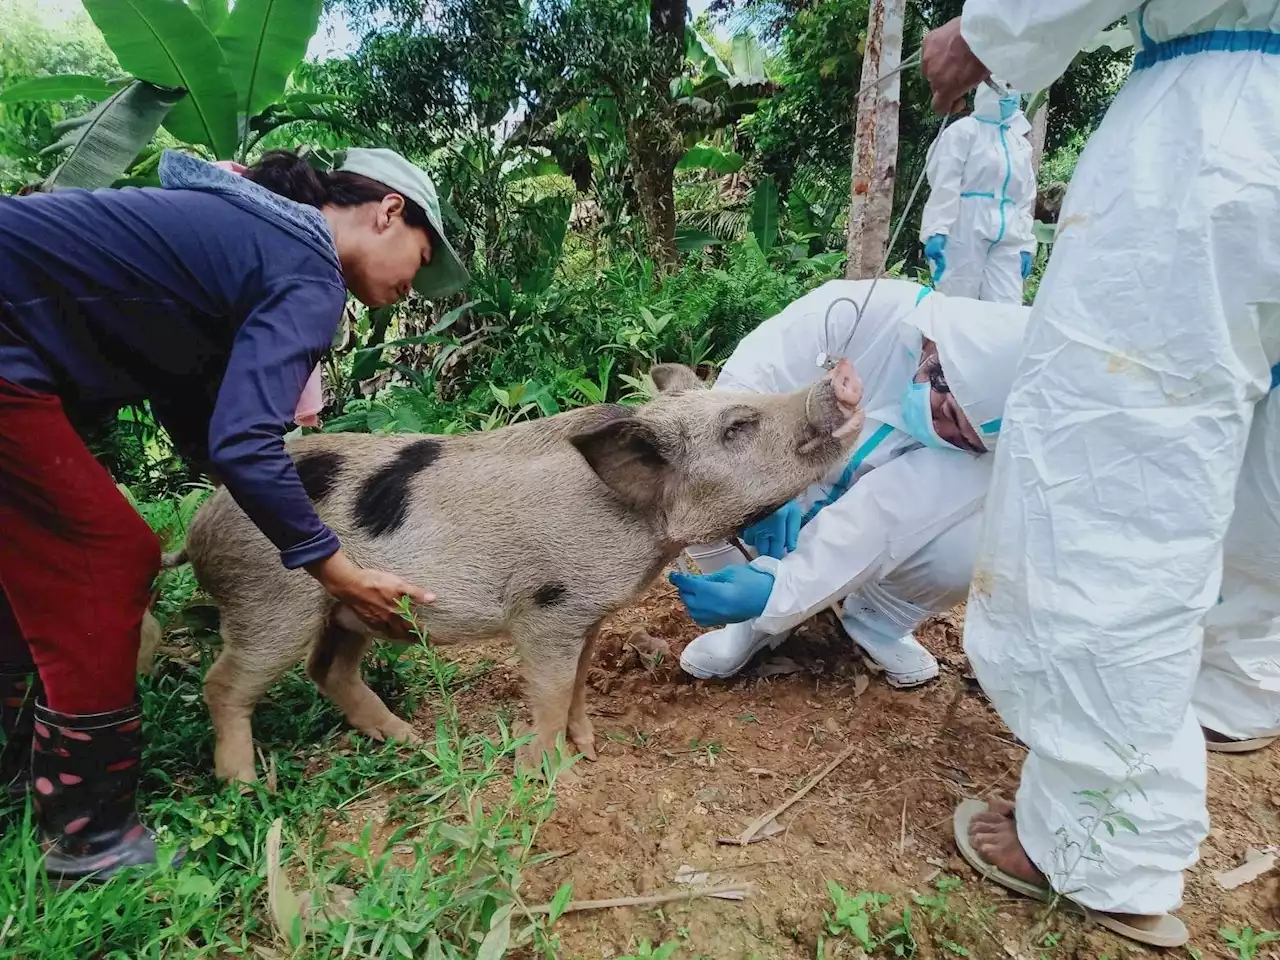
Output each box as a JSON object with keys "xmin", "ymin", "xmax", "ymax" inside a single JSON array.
[
  {"xmin": 1029, "ymin": 88, "xmax": 1048, "ymax": 179},
  {"xmin": 629, "ymin": 123, "xmax": 679, "ymax": 267},
  {"xmin": 633, "ymin": 0, "xmax": 685, "ymax": 270},
  {"xmin": 626, "ymin": 116, "xmax": 680, "ymax": 268},
  {"xmin": 845, "ymin": 0, "xmax": 904, "ymax": 280}
]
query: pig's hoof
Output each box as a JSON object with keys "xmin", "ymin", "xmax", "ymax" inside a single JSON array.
[
  {"xmin": 217, "ymin": 766, "xmax": 258, "ymax": 785},
  {"xmin": 516, "ymin": 741, "xmax": 579, "ymax": 784},
  {"xmin": 359, "ymin": 716, "xmax": 423, "ymax": 745},
  {"xmin": 568, "ymin": 719, "xmax": 597, "ymax": 762}
]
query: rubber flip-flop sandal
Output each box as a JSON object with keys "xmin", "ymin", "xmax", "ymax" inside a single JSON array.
[
  {"xmin": 954, "ymin": 799, "xmax": 1188, "ymax": 948},
  {"xmin": 1203, "ymin": 729, "xmax": 1279, "ymax": 754}
]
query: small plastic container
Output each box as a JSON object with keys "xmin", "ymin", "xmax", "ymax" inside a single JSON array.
[{"xmin": 679, "ymin": 539, "xmax": 752, "ymax": 576}]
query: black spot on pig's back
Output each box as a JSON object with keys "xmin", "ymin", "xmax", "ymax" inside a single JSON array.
[
  {"xmin": 293, "ymin": 450, "xmax": 344, "ymax": 504},
  {"xmin": 533, "ymin": 583, "xmax": 567, "ymax": 607},
  {"xmin": 354, "ymin": 439, "xmax": 442, "ymax": 537}
]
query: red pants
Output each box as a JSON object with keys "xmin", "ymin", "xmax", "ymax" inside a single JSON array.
[{"xmin": 0, "ymin": 379, "xmax": 159, "ymax": 712}]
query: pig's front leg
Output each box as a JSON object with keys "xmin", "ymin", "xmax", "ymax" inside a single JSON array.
[
  {"xmin": 566, "ymin": 624, "xmax": 601, "ymax": 761},
  {"xmin": 513, "ymin": 630, "xmax": 584, "ymax": 778}
]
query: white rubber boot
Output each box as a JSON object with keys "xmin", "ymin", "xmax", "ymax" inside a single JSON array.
[
  {"xmin": 840, "ymin": 590, "xmax": 939, "ymax": 689},
  {"xmin": 679, "ymin": 621, "xmax": 790, "ymax": 680}
]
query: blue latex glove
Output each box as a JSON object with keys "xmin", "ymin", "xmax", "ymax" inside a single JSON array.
[
  {"xmin": 924, "ymin": 234, "xmax": 947, "ymax": 283},
  {"xmin": 741, "ymin": 500, "xmax": 802, "ymax": 559},
  {"xmin": 1020, "ymin": 250, "xmax": 1033, "ymax": 279},
  {"xmin": 669, "ymin": 564, "xmax": 776, "ymax": 626}
]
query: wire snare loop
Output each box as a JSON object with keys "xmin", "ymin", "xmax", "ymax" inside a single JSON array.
[{"xmin": 819, "ymin": 58, "xmax": 958, "ymax": 368}]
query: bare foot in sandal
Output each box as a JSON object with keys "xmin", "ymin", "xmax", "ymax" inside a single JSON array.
[
  {"xmin": 969, "ymin": 799, "xmax": 1176, "ymax": 937},
  {"xmin": 968, "ymin": 797, "xmax": 1045, "ymax": 887}
]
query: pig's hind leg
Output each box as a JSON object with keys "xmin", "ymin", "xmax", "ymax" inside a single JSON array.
[
  {"xmin": 205, "ymin": 609, "xmax": 322, "ymax": 782},
  {"xmin": 307, "ymin": 621, "xmax": 423, "ymax": 746}
]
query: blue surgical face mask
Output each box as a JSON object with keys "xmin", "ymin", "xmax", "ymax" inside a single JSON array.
[
  {"xmin": 999, "ymin": 95, "xmax": 1019, "ymax": 121},
  {"xmin": 899, "ymin": 381, "xmax": 952, "ymax": 449}
]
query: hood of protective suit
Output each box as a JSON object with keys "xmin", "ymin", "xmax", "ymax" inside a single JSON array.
[
  {"xmin": 972, "ymin": 82, "xmax": 1029, "ymax": 134},
  {"xmin": 904, "ymin": 294, "xmax": 1030, "ymax": 449}
]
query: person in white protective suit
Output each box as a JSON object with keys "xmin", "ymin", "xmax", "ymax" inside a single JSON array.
[
  {"xmin": 921, "ymin": 1, "xmax": 1280, "ymax": 948},
  {"xmin": 671, "ymin": 279, "xmax": 1029, "ymax": 686},
  {"xmin": 918, "ymin": 80, "xmax": 1036, "ymax": 304}
]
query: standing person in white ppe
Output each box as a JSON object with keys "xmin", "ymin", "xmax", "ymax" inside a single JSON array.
[
  {"xmin": 672, "ymin": 279, "xmax": 1029, "ymax": 687},
  {"xmin": 918, "ymin": 80, "xmax": 1035, "ymax": 304},
  {"xmin": 923, "ymin": 1, "xmax": 1280, "ymax": 948}
]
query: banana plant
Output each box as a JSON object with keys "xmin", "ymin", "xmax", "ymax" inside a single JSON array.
[{"xmin": 0, "ymin": 0, "xmax": 333, "ymax": 191}]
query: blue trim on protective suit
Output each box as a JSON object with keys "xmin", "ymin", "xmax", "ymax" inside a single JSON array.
[
  {"xmin": 992, "ymin": 125, "xmax": 1013, "ymax": 246},
  {"xmin": 960, "ymin": 191, "xmax": 996, "ymax": 199},
  {"xmin": 980, "ymin": 417, "xmax": 1002, "ymax": 435},
  {"xmin": 1270, "ymin": 361, "xmax": 1280, "ymax": 391},
  {"xmin": 1136, "ymin": 2, "xmax": 1155, "ymax": 50},
  {"xmin": 802, "ymin": 422, "xmax": 895, "ymax": 525},
  {"xmin": 1133, "ymin": 29, "xmax": 1280, "ymax": 69},
  {"xmin": 914, "ymin": 286, "xmax": 932, "ymax": 306}
]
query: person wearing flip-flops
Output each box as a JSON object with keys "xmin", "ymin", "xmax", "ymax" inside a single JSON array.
[
  {"xmin": 672, "ymin": 279, "xmax": 1029, "ymax": 686},
  {"xmin": 924, "ymin": 1, "xmax": 1280, "ymax": 949}
]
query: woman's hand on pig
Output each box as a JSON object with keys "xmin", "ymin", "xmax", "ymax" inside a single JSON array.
[{"xmin": 307, "ymin": 550, "xmax": 434, "ymax": 639}]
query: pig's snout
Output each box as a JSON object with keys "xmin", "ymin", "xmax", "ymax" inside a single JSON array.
[
  {"xmin": 799, "ymin": 362, "xmax": 865, "ymax": 455},
  {"xmin": 829, "ymin": 358, "xmax": 863, "ymax": 427}
]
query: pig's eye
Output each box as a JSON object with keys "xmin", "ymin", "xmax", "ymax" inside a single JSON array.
[{"xmin": 722, "ymin": 417, "xmax": 758, "ymax": 444}]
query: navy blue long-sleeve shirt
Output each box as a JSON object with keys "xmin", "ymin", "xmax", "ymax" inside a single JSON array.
[{"xmin": 0, "ymin": 184, "xmax": 346, "ymax": 568}]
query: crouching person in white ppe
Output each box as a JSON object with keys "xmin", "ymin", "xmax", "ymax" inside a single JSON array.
[
  {"xmin": 672, "ymin": 279, "xmax": 1029, "ymax": 686},
  {"xmin": 918, "ymin": 80, "xmax": 1035, "ymax": 304}
]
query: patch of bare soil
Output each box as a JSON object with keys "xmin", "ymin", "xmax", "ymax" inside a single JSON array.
[{"xmin": 388, "ymin": 582, "xmax": 1280, "ymax": 958}]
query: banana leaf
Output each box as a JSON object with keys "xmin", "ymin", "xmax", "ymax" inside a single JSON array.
[
  {"xmin": 217, "ymin": 0, "xmax": 324, "ymax": 125},
  {"xmin": 82, "ymin": 0, "xmax": 240, "ymax": 157},
  {"xmin": 41, "ymin": 80, "xmax": 186, "ymax": 191},
  {"xmin": 676, "ymin": 145, "xmax": 744, "ymax": 175},
  {"xmin": 0, "ymin": 75, "xmax": 116, "ymax": 104},
  {"xmin": 750, "ymin": 175, "xmax": 780, "ymax": 254},
  {"xmin": 188, "ymin": 0, "xmax": 228, "ymax": 32}
]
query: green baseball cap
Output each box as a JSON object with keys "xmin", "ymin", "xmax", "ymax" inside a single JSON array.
[{"xmin": 336, "ymin": 147, "xmax": 470, "ymax": 299}]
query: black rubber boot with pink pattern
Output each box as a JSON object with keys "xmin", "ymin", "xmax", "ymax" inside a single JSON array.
[
  {"xmin": 1, "ymin": 668, "xmax": 38, "ymax": 804},
  {"xmin": 31, "ymin": 701, "xmax": 173, "ymax": 884}
]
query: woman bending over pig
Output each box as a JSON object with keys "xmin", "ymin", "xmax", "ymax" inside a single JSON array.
[{"xmin": 0, "ymin": 147, "xmax": 465, "ymax": 883}]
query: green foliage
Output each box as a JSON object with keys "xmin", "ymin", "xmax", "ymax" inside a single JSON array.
[
  {"xmin": 0, "ymin": 0, "xmax": 119, "ymax": 189},
  {"xmin": 677, "ymin": 144, "xmax": 744, "ymax": 174},
  {"xmin": 819, "ymin": 877, "xmax": 992, "ymax": 959},
  {"xmin": 824, "ymin": 882, "xmax": 915, "ymax": 956},
  {"xmin": 0, "ymin": 592, "xmax": 569, "ymax": 958},
  {"xmin": 0, "ymin": 74, "xmax": 116, "ymax": 103},
  {"xmin": 619, "ymin": 941, "xmax": 681, "ymax": 960},
  {"xmin": 749, "ymin": 174, "xmax": 779, "ymax": 252},
  {"xmin": 41, "ymin": 79, "xmax": 183, "ymax": 190},
  {"xmin": 80, "ymin": 0, "xmax": 242, "ymax": 157},
  {"xmin": 216, "ymin": 0, "xmax": 323, "ymax": 121},
  {"xmin": 9, "ymin": 0, "xmax": 329, "ymax": 190},
  {"xmin": 1220, "ymin": 926, "xmax": 1280, "ymax": 960},
  {"xmin": 320, "ymin": 234, "xmax": 812, "ymax": 437}
]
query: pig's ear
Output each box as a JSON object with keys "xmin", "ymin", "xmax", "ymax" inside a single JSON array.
[
  {"xmin": 571, "ymin": 417, "xmax": 667, "ymax": 510},
  {"xmin": 650, "ymin": 364, "xmax": 704, "ymax": 394}
]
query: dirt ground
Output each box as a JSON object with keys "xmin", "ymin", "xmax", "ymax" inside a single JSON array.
[{"xmin": 353, "ymin": 582, "xmax": 1280, "ymax": 959}]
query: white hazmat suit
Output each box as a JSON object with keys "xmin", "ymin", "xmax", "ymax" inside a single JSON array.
[
  {"xmin": 959, "ymin": 0, "xmax": 1280, "ymax": 916},
  {"xmin": 919, "ymin": 82, "xmax": 1036, "ymax": 304},
  {"xmin": 679, "ymin": 280, "xmax": 1030, "ymax": 683}
]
